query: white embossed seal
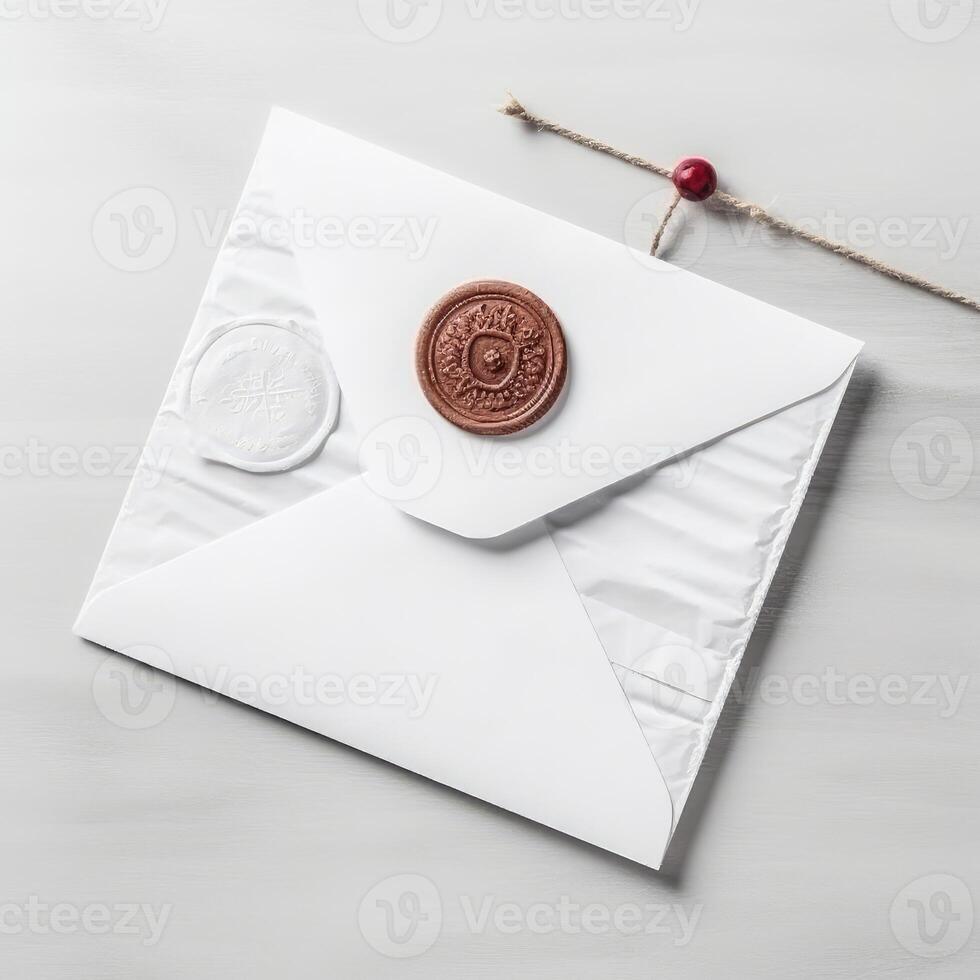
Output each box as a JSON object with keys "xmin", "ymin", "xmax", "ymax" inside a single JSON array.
[{"xmin": 182, "ymin": 318, "xmax": 340, "ymax": 473}]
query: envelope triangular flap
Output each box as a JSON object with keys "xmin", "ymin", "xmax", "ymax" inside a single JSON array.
[
  {"xmin": 265, "ymin": 109, "xmax": 862, "ymax": 540},
  {"xmin": 76, "ymin": 479, "xmax": 675, "ymax": 870}
]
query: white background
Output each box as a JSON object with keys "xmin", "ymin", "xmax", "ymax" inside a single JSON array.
[{"xmin": 2, "ymin": 1, "xmax": 978, "ymax": 976}]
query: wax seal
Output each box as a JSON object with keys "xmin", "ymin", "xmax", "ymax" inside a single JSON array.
[
  {"xmin": 182, "ymin": 318, "xmax": 340, "ymax": 473},
  {"xmin": 415, "ymin": 280, "xmax": 568, "ymax": 436}
]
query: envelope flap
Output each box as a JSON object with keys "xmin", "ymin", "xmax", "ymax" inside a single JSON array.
[
  {"xmin": 267, "ymin": 109, "xmax": 862, "ymax": 539},
  {"xmin": 76, "ymin": 478, "xmax": 676, "ymax": 870}
]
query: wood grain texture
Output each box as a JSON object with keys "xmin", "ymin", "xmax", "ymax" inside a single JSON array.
[{"xmin": 1, "ymin": 2, "xmax": 977, "ymax": 977}]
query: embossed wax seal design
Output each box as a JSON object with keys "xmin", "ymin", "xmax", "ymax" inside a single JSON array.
[
  {"xmin": 415, "ymin": 280, "xmax": 568, "ymax": 436},
  {"xmin": 182, "ymin": 318, "xmax": 340, "ymax": 473}
]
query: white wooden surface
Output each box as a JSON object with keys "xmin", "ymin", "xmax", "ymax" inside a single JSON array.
[{"xmin": 2, "ymin": 2, "xmax": 978, "ymax": 976}]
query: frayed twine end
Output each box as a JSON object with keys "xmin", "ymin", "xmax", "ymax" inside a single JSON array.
[{"xmin": 498, "ymin": 93, "xmax": 528, "ymax": 119}]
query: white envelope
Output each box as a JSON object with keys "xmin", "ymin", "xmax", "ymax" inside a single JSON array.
[{"xmin": 75, "ymin": 109, "xmax": 862, "ymax": 870}]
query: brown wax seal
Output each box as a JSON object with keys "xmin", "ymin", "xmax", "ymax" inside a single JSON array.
[{"xmin": 415, "ymin": 280, "xmax": 568, "ymax": 436}]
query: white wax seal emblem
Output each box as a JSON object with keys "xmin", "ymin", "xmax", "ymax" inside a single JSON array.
[{"xmin": 182, "ymin": 318, "xmax": 340, "ymax": 473}]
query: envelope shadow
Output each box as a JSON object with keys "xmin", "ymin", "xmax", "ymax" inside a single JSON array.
[{"xmin": 657, "ymin": 362, "xmax": 878, "ymax": 884}]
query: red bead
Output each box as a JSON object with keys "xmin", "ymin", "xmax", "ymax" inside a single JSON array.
[{"xmin": 672, "ymin": 157, "xmax": 718, "ymax": 202}]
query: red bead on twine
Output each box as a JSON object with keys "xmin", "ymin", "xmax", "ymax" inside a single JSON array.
[
  {"xmin": 649, "ymin": 156, "xmax": 719, "ymax": 256},
  {"xmin": 672, "ymin": 157, "xmax": 718, "ymax": 202}
]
